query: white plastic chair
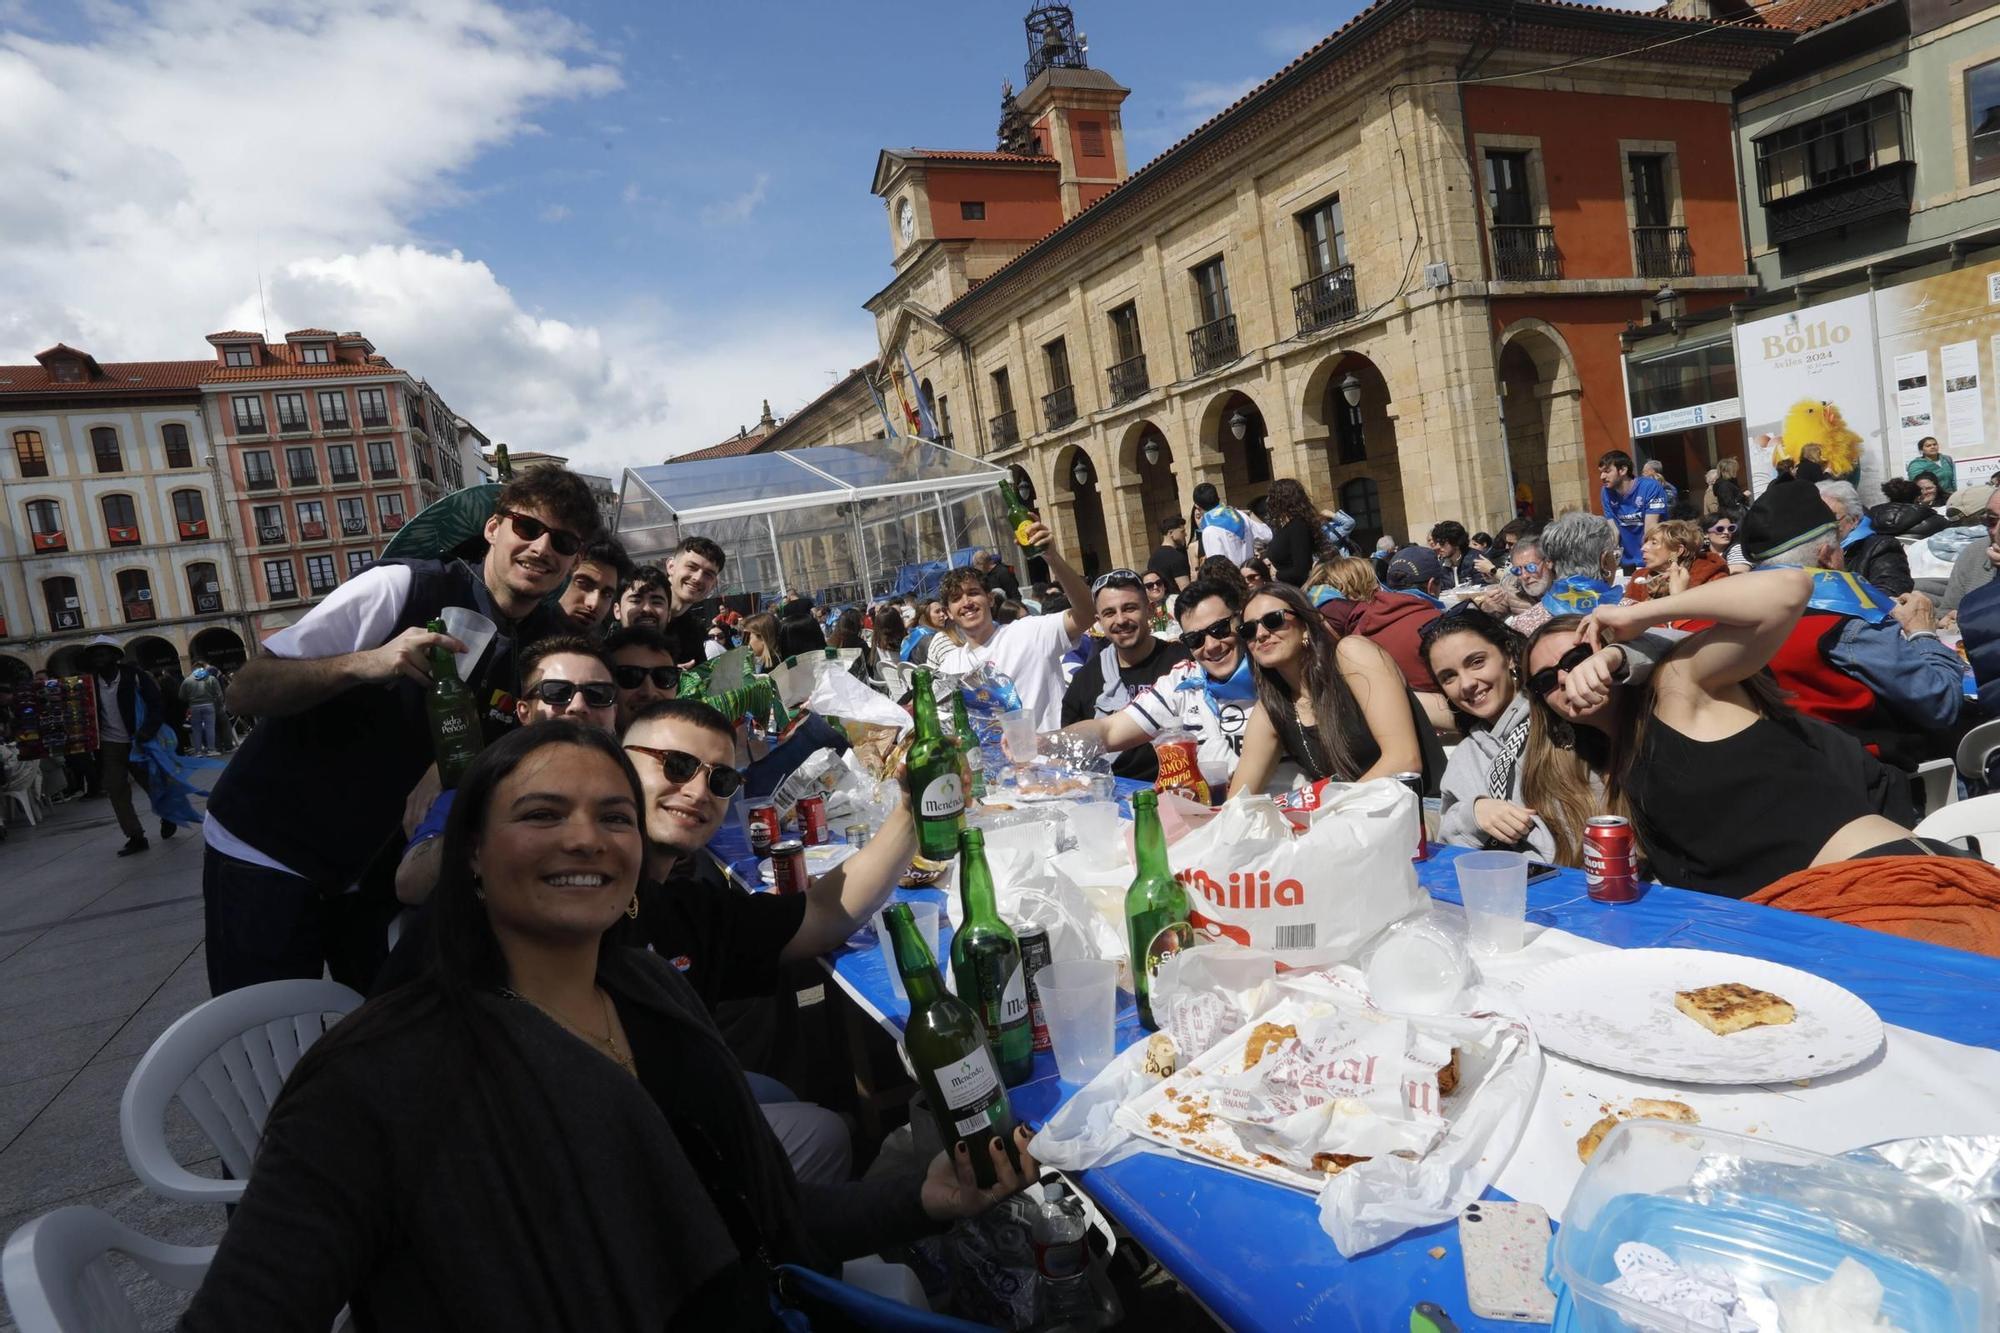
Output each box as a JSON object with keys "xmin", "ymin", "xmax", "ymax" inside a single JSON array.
[
  {"xmin": 1915, "ymin": 757, "xmax": 1959, "ymax": 815},
  {"xmin": 1913, "ymin": 791, "xmax": 2000, "ymax": 864},
  {"xmin": 120, "ymin": 978, "xmax": 363, "ymax": 1205},
  {"xmin": 3, "ymin": 749, "xmax": 42, "ymax": 827},
  {"xmin": 2, "ymin": 1205, "xmax": 213, "ymax": 1333},
  {"xmin": 1956, "ymin": 717, "xmax": 2000, "ymax": 786}
]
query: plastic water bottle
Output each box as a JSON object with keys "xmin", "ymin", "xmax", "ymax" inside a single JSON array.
[{"xmin": 1031, "ymin": 1180, "xmax": 1098, "ymax": 1328}]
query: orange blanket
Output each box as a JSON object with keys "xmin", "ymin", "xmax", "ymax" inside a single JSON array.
[{"xmin": 1747, "ymin": 856, "xmax": 2000, "ymax": 958}]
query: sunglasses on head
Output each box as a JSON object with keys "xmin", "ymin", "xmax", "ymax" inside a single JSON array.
[
  {"xmin": 612, "ymin": 664, "xmax": 681, "ymax": 691},
  {"xmin": 1527, "ymin": 643, "xmax": 1597, "ymax": 699},
  {"xmin": 1181, "ymin": 618, "xmax": 1236, "ymax": 647},
  {"xmin": 1236, "ymin": 608, "xmax": 1298, "ymax": 641},
  {"xmin": 622, "ymin": 745, "xmax": 745, "ymax": 798},
  {"xmin": 527, "ymin": 678, "xmax": 617, "ymax": 709},
  {"xmin": 495, "ymin": 508, "xmax": 582, "ymax": 558},
  {"xmin": 1090, "ymin": 568, "xmax": 1143, "ymax": 594}
]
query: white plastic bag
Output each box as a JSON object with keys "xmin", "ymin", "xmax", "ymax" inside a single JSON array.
[
  {"xmin": 1028, "ymin": 1037, "xmax": 1159, "ymax": 1173},
  {"xmin": 805, "ymin": 661, "xmax": 912, "ymax": 736},
  {"xmin": 1167, "ymin": 781, "xmax": 1426, "ymax": 966}
]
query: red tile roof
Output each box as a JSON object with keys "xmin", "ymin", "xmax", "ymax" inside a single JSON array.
[
  {"xmin": 673, "ymin": 429, "xmax": 773, "ymax": 462},
  {"xmin": 1758, "ymin": 0, "xmax": 1887, "ymax": 31},
  {"xmin": 902, "ymin": 149, "xmax": 1059, "ymax": 166},
  {"xmin": 205, "ymin": 362, "xmax": 404, "ymax": 382},
  {"xmin": 284, "ymin": 328, "xmax": 338, "ymax": 338},
  {"xmin": 205, "ymin": 330, "xmax": 263, "ymax": 342},
  {"xmin": 0, "ymin": 358, "xmax": 209, "ymax": 394}
]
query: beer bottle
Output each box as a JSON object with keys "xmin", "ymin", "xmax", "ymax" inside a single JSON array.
[
  {"xmin": 907, "ymin": 669, "xmax": 965, "ymax": 861},
  {"xmin": 886, "ymin": 902, "xmax": 1022, "ymax": 1189},
  {"xmin": 949, "ymin": 686, "xmax": 987, "ymax": 800},
  {"xmin": 424, "ymin": 617, "xmax": 484, "ymax": 788},
  {"xmin": 950, "ymin": 829, "xmax": 1032, "ymax": 1085},
  {"xmin": 998, "ymin": 479, "xmax": 1046, "ymax": 559},
  {"xmin": 1124, "ymin": 790, "xmax": 1192, "ymax": 1031}
]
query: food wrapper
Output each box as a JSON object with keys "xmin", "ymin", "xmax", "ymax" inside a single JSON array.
[
  {"xmin": 1846, "ymin": 1135, "xmax": 2000, "ymax": 1262},
  {"xmin": 806, "ymin": 661, "xmax": 913, "ymax": 739}
]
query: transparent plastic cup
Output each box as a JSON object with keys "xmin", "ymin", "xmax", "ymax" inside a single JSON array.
[
  {"xmin": 876, "ymin": 900, "xmax": 939, "ymax": 1005},
  {"xmin": 997, "ymin": 709, "xmax": 1038, "ymax": 764},
  {"xmin": 1456, "ymin": 850, "xmax": 1529, "ymax": 955},
  {"xmin": 1034, "ymin": 958, "xmax": 1118, "ymax": 1084},
  {"xmin": 439, "ymin": 606, "xmax": 496, "ymax": 680}
]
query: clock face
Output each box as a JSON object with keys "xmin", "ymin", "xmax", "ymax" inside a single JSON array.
[{"xmin": 898, "ymin": 199, "xmax": 916, "ymax": 243}]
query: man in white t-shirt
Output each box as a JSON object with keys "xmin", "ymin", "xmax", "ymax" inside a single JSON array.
[
  {"xmin": 1193, "ymin": 482, "xmax": 1271, "ymax": 567},
  {"xmin": 923, "ymin": 519, "xmax": 1092, "ymax": 731}
]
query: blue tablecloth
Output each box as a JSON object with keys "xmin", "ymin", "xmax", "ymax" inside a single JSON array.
[{"xmin": 711, "ymin": 798, "xmax": 2000, "ymax": 1332}]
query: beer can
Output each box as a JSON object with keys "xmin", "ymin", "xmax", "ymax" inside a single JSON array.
[
  {"xmin": 747, "ymin": 803, "xmax": 778, "ymax": 858},
  {"xmin": 797, "ymin": 795, "xmax": 829, "ymax": 847},
  {"xmin": 1583, "ymin": 815, "xmax": 1639, "ymax": 903},
  {"xmin": 770, "ymin": 839, "xmax": 810, "ymax": 895},
  {"xmin": 844, "ymin": 823, "xmax": 870, "ymax": 849},
  {"xmin": 1390, "ymin": 772, "xmax": 1428, "ymax": 861},
  {"xmin": 1015, "ymin": 920, "xmax": 1053, "ymax": 1053}
]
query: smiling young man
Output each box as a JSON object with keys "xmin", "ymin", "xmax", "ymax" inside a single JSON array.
[
  {"xmin": 1060, "ymin": 571, "xmax": 1189, "ymax": 781},
  {"xmin": 614, "ymin": 565, "xmax": 671, "ymax": 632},
  {"xmin": 203, "ymin": 465, "xmax": 599, "ymax": 995},
  {"xmin": 559, "ymin": 535, "xmax": 632, "ymax": 636},
  {"xmin": 923, "ymin": 519, "xmax": 1093, "ymax": 731},
  {"xmin": 618, "ymin": 699, "xmax": 918, "ymax": 1183},
  {"xmin": 654, "ymin": 536, "xmax": 727, "ymax": 667}
]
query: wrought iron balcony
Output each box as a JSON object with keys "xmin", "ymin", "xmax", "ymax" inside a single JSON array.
[
  {"xmin": 1491, "ymin": 225, "xmax": 1561, "ymax": 281},
  {"xmin": 1634, "ymin": 227, "xmax": 1693, "ymax": 279},
  {"xmin": 308, "ymin": 579, "xmax": 338, "ymax": 597},
  {"xmin": 1293, "ymin": 265, "xmax": 1359, "ymax": 335},
  {"xmin": 359, "ymin": 412, "xmax": 390, "ymax": 429},
  {"xmin": 329, "ymin": 469, "xmax": 360, "ymax": 485},
  {"xmin": 1107, "ymin": 353, "xmax": 1149, "ymax": 405},
  {"xmin": 989, "ymin": 410, "xmax": 1019, "ymax": 448},
  {"xmin": 1187, "ymin": 314, "xmax": 1240, "ymax": 376},
  {"xmin": 246, "ymin": 473, "xmax": 278, "ymax": 492},
  {"xmin": 1041, "ymin": 383, "xmax": 1077, "ymax": 431},
  {"xmin": 320, "ymin": 415, "xmax": 351, "ymax": 433},
  {"xmin": 370, "ymin": 463, "xmax": 398, "ymax": 480},
  {"xmin": 288, "ymin": 468, "xmax": 318, "ymax": 487}
]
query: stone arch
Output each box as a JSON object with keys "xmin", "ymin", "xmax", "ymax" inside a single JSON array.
[
  {"xmin": 1051, "ymin": 442, "xmax": 1112, "ymax": 579},
  {"xmin": 191, "ymin": 626, "xmax": 248, "ymax": 671},
  {"xmin": 1114, "ymin": 420, "xmax": 1184, "ymax": 557},
  {"xmin": 1196, "ymin": 390, "xmax": 1272, "ymax": 509},
  {"xmin": 46, "ymin": 644, "xmax": 90, "ymax": 678},
  {"xmin": 0, "ymin": 654, "xmax": 29, "ymax": 687},
  {"xmin": 1302, "ymin": 353, "xmax": 1406, "ymax": 549},
  {"xmin": 1495, "ymin": 318, "xmax": 1586, "ymax": 522},
  {"xmin": 127, "ymin": 634, "xmax": 181, "ymax": 674}
]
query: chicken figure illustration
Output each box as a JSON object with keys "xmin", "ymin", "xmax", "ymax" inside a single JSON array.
[{"xmin": 1765, "ymin": 399, "xmax": 1864, "ymax": 480}]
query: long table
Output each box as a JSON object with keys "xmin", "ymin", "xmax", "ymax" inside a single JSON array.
[{"xmin": 712, "ymin": 815, "xmax": 2000, "ymax": 1332}]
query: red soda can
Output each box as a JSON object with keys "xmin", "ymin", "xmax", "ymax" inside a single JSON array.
[
  {"xmin": 1584, "ymin": 816, "xmax": 1639, "ymax": 902},
  {"xmin": 1390, "ymin": 772, "xmax": 1428, "ymax": 861},
  {"xmin": 747, "ymin": 803, "xmax": 778, "ymax": 858},
  {"xmin": 797, "ymin": 795, "xmax": 829, "ymax": 847},
  {"xmin": 1015, "ymin": 920, "xmax": 1053, "ymax": 1053},
  {"xmin": 770, "ymin": 839, "xmax": 809, "ymax": 895}
]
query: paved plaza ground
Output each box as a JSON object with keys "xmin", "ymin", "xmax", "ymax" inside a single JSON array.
[{"xmin": 0, "ymin": 787, "xmax": 224, "ymax": 1330}]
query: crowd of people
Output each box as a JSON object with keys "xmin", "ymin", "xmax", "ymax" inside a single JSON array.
[{"xmin": 10, "ymin": 442, "xmax": 1994, "ymax": 1326}]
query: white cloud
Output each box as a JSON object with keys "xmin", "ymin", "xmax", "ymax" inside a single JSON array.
[
  {"xmin": 538, "ymin": 203, "xmax": 573, "ymax": 223},
  {"xmin": 1179, "ymin": 76, "xmax": 1262, "ymax": 117},
  {"xmin": 700, "ymin": 172, "xmax": 771, "ymax": 227},
  {"xmin": 0, "ymin": 0, "xmax": 868, "ymax": 474}
]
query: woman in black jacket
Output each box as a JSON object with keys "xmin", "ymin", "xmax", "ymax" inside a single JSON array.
[
  {"xmin": 180, "ymin": 723, "xmax": 1034, "ymax": 1332},
  {"xmin": 1261, "ymin": 478, "xmax": 1323, "ymax": 587}
]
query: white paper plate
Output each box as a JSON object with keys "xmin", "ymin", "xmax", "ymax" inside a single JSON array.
[{"xmin": 1515, "ymin": 948, "xmax": 1883, "ymax": 1084}]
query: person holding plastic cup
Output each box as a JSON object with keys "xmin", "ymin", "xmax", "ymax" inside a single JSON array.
[{"xmin": 925, "ymin": 519, "xmax": 1094, "ymax": 732}]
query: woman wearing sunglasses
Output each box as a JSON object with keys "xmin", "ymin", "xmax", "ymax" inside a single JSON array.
[
  {"xmin": 1521, "ymin": 569, "xmax": 1934, "ymax": 896},
  {"xmin": 1700, "ymin": 512, "xmax": 1737, "ymax": 560},
  {"xmin": 1226, "ymin": 583, "xmax": 1429, "ymax": 800}
]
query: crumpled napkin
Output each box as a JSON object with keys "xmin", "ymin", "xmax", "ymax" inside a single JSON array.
[
  {"xmin": 1771, "ymin": 1257, "xmax": 1905, "ymax": 1333},
  {"xmin": 1605, "ymin": 1242, "xmax": 1759, "ymax": 1333}
]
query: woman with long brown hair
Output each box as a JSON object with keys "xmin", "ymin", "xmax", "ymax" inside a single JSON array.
[
  {"xmin": 740, "ymin": 611, "xmax": 781, "ymax": 672},
  {"xmin": 1261, "ymin": 478, "xmax": 1322, "ymax": 586},
  {"xmin": 1226, "ymin": 582, "xmax": 1428, "ymax": 797}
]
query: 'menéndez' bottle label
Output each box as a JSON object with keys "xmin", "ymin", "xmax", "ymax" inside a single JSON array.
[
  {"xmin": 920, "ymin": 772, "xmax": 964, "ymax": 820},
  {"xmin": 936, "ymin": 1047, "xmax": 1003, "ymax": 1135}
]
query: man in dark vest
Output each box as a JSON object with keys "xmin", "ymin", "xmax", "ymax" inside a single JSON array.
[{"xmin": 202, "ymin": 466, "xmax": 601, "ymax": 994}]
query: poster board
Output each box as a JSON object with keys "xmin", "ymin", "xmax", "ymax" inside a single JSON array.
[
  {"xmin": 1875, "ymin": 259, "xmax": 2000, "ymax": 490},
  {"xmin": 1733, "ymin": 294, "xmax": 1885, "ymax": 494}
]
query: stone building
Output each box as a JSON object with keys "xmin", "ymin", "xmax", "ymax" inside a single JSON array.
[{"xmin": 768, "ymin": 0, "xmax": 1790, "ymax": 573}]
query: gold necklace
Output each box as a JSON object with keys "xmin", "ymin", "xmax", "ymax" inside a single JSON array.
[{"xmin": 504, "ymin": 986, "xmax": 637, "ymax": 1077}]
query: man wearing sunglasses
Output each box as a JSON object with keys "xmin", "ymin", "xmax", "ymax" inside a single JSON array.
[
  {"xmin": 1941, "ymin": 486, "xmax": 2000, "ymax": 617},
  {"xmin": 603, "ymin": 624, "xmax": 682, "ymax": 731},
  {"xmin": 203, "ymin": 465, "xmax": 599, "ymax": 994},
  {"xmin": 1060, "ymin": 570, "xmax": 1189, "ymax": 780}
]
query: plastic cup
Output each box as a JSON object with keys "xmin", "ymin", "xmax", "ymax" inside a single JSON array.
[
  {"xmin": 1034, "ymin": 958, "xmax": 1118, "ymax": 1084},
  {"xmin": 877, "ymin": 900, "xmax": 939, "ymax": 1005},
  {"xmin": 997, "ymin": 709, "xmax": 1037, "ymax": 764},
  {"xmin": 1456, "ymin": 850, "xmax": 1529, "ymax": 955},
  {"xmin": 439, "ymin": 606, "xmax": 496, "ymax": 680}
]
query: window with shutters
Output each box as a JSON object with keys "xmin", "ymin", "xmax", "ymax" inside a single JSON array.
[{"xmin": 1078, "ymin": 120, "xmax": 1105, "ymax": 157}]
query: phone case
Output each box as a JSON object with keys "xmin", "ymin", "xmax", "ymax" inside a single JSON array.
[{"xmin": 1458, "ymin": 1201, "xmax": 1556, "ymax": 1323}]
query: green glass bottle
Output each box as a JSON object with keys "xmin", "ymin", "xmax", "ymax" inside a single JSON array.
[
  {"xmin": 424, "ymin": 617, "xmax": 484, "ymax": 788},
  {"xmin": 998, "ymin": 479, "xmax": 1045, "ymax": 558},
  {"xmin": 1124, "ymin": 790, "xmax": 1192, "ymax": 1031},
  {"xmin": 950, "ymin": 829, "xmax": 1032, "ymax": 1085},
  {"xmin": 906, "ymin": 669, "xmax": 965, "ymax": 861},
  {"xmin": 949, "ymin": 686, "xmax": 987, "ymax": 800},
  {"xmin": 886, "ymin": 902, "xmax": 1021, "ymax": 1188}
]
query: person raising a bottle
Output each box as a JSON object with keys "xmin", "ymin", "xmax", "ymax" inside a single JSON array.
[
  {"xmin": 924, "ymin": 517, "xmax": 1094, "ymax": 734},
  {"xmin": 200, "ymin": 465, "xmax": 600, "ymax": 997}
]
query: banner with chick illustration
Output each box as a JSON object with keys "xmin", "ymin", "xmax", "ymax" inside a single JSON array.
[{"xmin": 1734, "ymin": 294, "xmax": 1885, "ymax": 497}]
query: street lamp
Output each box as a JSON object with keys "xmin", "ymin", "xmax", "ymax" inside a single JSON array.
[
  {"xmin": 1141, "ymin": 436, "xmax": 1163, "ymax": 467},
  {"xmin": 1228, "ymin": 408, "xmax": 1252, "ymax": 442},
  {"xmin": 1655, "ymin": 284, "xmax": 1681, "ymax": 323},
  {"xmin": 1072, "ymin": 457, "xmax": 1092, "ymax": 488},
  {"xmin": 1338, "ymin": 372, "xmax": 1363, "ymax": 409}
]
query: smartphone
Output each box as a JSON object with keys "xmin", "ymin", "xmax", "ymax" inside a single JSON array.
[
  {"xmin": 1525, "ymin": 861, "xmax": 1560, "ymax": 885},
  {"xmin": 1458, "ymin": 1200, "xmax": 1556, "ymax": 1323}
]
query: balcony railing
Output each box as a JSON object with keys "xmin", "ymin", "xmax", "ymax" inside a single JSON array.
[
  {"xmin": 1041, "ymin": 383, "xmax": 1077, "ymax": 431},
  {"xmin": 321, "ymin": 417, "xmax": 351, "ymax": 434},
  {"xmin": 1293, "ymin": 265, "xmax": 1359, "ymax": 335},
  {"xmin": 1634, "ymin": 226, "xmax": 1693, "ymax": 279},
  {"xmin": 308, "ymin": 579, "xmax": 339, "ymax": 597},
  {"xmin": 1107, "ymin": 353, "xmax": 1149, "ymax": 405},
  {"xmin": 289, "ymin": 469, "xmax": 319, "ymax": 487},
  {"xmin": 258, "ymin": 524, "xmax": 286, "ymax": 546},
  {"xmin": 1187, "ymin": 314, "xmax": 1240, "ymax": 376},
  {"xmin": 268, "ymin": 585, "xmax": 298, "ymax": 602},
  {"xmin": 246, "ymin": 473, "xmax": 278, "ymax": 492},
  {"xmin": 989, "ymin": 410, "xmax": 1019, "ymax": 448},
  {"xmin": 370, "ymin": 462, "xmax": 398, "ymax": 480},
  {"xmin": 277, "ymin": 418, "xmax": 311, "ymax": 435},
  {"xmin": 360, "ymin": 412, "xmax": 390, "ymax": 429},
  {"xmin": 341, "ymin": 517, "xmax": 369, "ymax": 537},
  {"xmin": 123, "ymin": 599, "xmax": 156, "ymax": 623},
  {"xmin": 329, "ymin": 468, "xmax": 360, "ymax": 485},
  {"xmin": 1491, "ymin": 225, "xmax": 1562, "ymax": 281}
]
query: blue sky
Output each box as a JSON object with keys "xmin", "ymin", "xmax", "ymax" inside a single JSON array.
[{"xmin": 2, "ymin": 1, "xmax": 1409, "ymax": 470}]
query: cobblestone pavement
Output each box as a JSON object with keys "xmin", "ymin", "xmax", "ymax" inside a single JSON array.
[{"xmin": 0, "ymin": 784, "xmax": 225, "ymax": 1331}]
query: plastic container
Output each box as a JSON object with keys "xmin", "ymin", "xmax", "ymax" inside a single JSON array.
[
  {"xmin": 1363, "ymin": 913, "xmax": 1469, "ymax": 1015},
  {"xmin": 1549, "ymin": 1120, "xmax": 1996, "ymax": 1332}
]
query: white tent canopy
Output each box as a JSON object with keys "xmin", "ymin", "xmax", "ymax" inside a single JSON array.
[{"xmin": 618, "ymin": 438, "xmax": 1015, "ymax": 607}]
